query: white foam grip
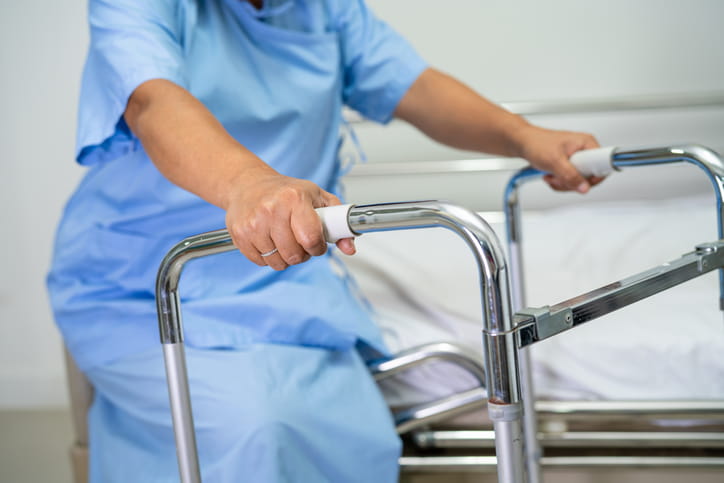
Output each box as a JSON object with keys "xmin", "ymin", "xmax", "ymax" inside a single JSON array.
[
  {"xmin": 315, "ymin": 204, "xmax": 356, "ymax": 243},
  {"xmin": 570, "ymin": 146, "xmax": 616, "ymax": 177}
]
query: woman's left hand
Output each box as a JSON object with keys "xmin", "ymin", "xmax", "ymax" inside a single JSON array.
[{"xmin": 513, "ymin": 125, "xmax": 606, "ymax": 193}]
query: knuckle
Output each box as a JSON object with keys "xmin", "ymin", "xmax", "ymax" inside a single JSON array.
[
  {"xmin": 299, "ymin": 231, "xmax": 325, "ymax": 253},
  {"xmin": 229, "ymin": 223, "xmax": 247, "ymax": 243},
  {"xmin": 279, "ymin": 185, "xmax": 304, "ymax": 203},
  {"xmin": 256, "ymin": 202, "xmax": 275, "ymax": 219}
]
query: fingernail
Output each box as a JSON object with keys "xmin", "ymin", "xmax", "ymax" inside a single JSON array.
[{"xmin": 577, "ymin": 182, "xmax": 590, "ymax": 194}]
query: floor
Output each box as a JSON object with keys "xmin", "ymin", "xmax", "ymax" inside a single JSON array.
[{"xmin": 0, "ymin": 409, "xmax": 74, "ymax": 483}]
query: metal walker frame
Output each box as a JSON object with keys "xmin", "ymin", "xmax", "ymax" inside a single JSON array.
[
  {"xmin": 155, "ymin": 144, "xmax": 724, "ymax": 483},
  {"xmin": 503, "ymin": 144, "xmax": 724, "ymax": 483}
]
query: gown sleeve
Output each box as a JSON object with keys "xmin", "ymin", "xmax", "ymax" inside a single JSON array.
[
  {"xmin": 336, "ymin": 0, "xmax": 428, "ymax": 124},
  {"xmin": 76, "ymin": 0, "xmax": 190, "ymax": 166}
]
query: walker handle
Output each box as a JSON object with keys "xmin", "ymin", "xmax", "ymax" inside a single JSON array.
[
  {"xmin": 569, "ymin": 146, "xmax": 617, "ymax": 177},
  {"xmin": 315, "ymin": 204, "xmax": 356, "ymax": 242}
]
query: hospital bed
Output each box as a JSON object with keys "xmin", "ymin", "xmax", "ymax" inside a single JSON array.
[{"xmin": 154, "ymin": 144, "xmax": 724, "ymax": 483}]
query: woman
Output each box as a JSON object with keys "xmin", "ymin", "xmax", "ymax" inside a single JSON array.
[{"xmin": 49, "ymin": 0, "xmax": 601, "ymax": 481}]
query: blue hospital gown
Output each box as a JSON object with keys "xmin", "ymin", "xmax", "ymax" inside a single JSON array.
[{"xmin": 47, "ymin": 0, "xmax": 427, "ymax": 481}]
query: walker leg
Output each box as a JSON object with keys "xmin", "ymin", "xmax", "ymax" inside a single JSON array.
[
  {"xmin": 163, "ymin": 343, "xmax": 202, "ymax": 483},
  {"xmin": 489, "ymin": 402, "xmax": 526, "ymax": 483},
  {"xmin": 506, "ymin": 202, "xmax": 542, "ymax": 483},
  {"xmin": 518, "ymin": 348, "xmax": 541, "ymax": 483}
]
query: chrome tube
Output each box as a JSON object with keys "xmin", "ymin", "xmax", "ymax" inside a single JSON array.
[
  {"xmin": 611, "ymin": 145, "xmax": 724, "ymax": 237},
  {"xmin": 504, "ymin": 169, "xmax": 544, "ymax": 483},
  {"xmin": 399, "ymin": 456, "xmax": 499, "ymax": 473},
  {"xmin": 156, "ymin": 230, "xmax": 236, "ymax": 483},
  {"xmin": 367, "ymin": 342, "xmax": 488, "ymax": 434},
  {"xmin": 535, "ymin": 399, "xmax": 724, "ymax": 420},
  {"xmin": 503, "ymin": 144, "xmax": 724, "ymax": 482},
  {"xmin": 163, "ymin": 344, "xmax": 201, "ymax": 483},
  {"xmin": 368, "ymin": 342, "xmax": 485, "ymax": 385},
  {"xmin": 516, "ymin": 241, "xmax": 724, "ymax": 346},
  {"xmin": 348, "ymin": 202, "xmax": 525, "ymax": 481},
  {"xmin": 156, "ymin": 201, "xmax": 523, "ymax": 483},
  {"xmin": 413, "ymin": 429, "xmax": 724, "ymax": 449},
  {"xmin": 156, "ymin": 229, "xmax": 236, "ymax": 345},
  {"xmin": 347, "ymin": 202, "xmax": 520, "ymax": 405},
  {"xmin": 394, "ymin": 388, "xmax": 487, "ymax": 434},
  {"xmin": 399, "ymin": 456, "xmax": 724, "ymax": 472},
  {"xmin": 491, "ymin": 416, "xmax": 526, "ymax": 483},
  {"xmin": 612, "ymin": 145, "xmax": 724, "ymax": 307}
]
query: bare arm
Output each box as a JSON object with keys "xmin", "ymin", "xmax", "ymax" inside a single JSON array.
[
  {"xmin": 124, "ymin": 79, "xmax": 353, "ymax": 270},
  {"xmin": 395, "ymin": 68, "xmax": 602, "ymax": 192}
]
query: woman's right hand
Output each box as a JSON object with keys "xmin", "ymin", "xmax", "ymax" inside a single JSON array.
[
  {"xmin": 224, "ymin": 167, "xmax": 353, "ymax": 271},
  {"xmin": 123, "ymin": 80, "xmax": 352, "ymax": 271}
]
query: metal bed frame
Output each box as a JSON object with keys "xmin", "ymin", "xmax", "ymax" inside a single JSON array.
[{"xmin": 155, "ymin": 144, "xmax": 724, "ymax": 483}]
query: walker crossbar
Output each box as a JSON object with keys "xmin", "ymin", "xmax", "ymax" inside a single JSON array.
[
  {"xmin": 155, "ymin": 200, "xmax": 522, "ymax": 483},
  {"xmin": 516, "ymin": 240, "xmax": 724, "ymax": 347}
]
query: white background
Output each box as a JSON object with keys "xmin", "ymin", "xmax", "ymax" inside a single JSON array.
[{"xmin": 1, "ymin": 0, "xmax": 723, "ymax": 408}]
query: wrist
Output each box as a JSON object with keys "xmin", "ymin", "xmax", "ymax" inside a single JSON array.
[
  {"xmin": 220, "ymin": 155, "xmax": 279, "ymax": 211},
  {"xmin": 505, "ymin": 119, "xmax": 536, "ymax": 159}
]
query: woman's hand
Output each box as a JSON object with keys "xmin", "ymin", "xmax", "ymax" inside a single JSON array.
[
  {"xmin": 124, "ymin": 79, "xmax": 353, "ymax": 271},
  {"xmin": 224, "ymin": 167, "xmax": 354, "ymax": 271},
  {"xmin": 395, "ymin": 69, "xmax": 606, "ymax": 193},
  {"xmin": 513, "ymin": 125, "xmax": 605, "ymax": 193}
]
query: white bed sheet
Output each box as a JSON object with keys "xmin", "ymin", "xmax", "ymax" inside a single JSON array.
[{"xmin": 342, "ymin": 195, "xmax": 724, "ymax": 407}]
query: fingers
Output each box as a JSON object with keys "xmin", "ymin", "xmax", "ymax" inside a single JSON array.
[
  {"xmin": 541, "ymin": 132, "xmax": 604, "ymax": 193},
  {"xmin": 226, "ymin": 177, "xmax": 348, "ymax": 271},
  {"xmin": 580, "ymin": 133, "xmax": 600, "ymax": 150},
  {"xmin": 290, "ymin": 199, "xmax": 331, "ymax": 259},
  {"xmin": 553, "ymin": 157, "xmax": 590, "ymax": 193}
]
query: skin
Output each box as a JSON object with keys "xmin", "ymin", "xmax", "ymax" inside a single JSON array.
[{"xmin": 124, "ymin": 68, "xmax": 603, "ymax": 272}]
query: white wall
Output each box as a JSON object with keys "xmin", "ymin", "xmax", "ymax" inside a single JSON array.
[
  {"xmin": 1, "ymin": 1, "xmax": 87, "ymax": 407},
  {"xmin": 350, "ymin": 0, "xmax": 724, "ymax": 210},
  {"xmin": 1, "ymin": 0, "xmax": 723, "ymax": 408},
  {"xmin": 369, "ymin": 0, "xmax": 724, "ymax": 102}
]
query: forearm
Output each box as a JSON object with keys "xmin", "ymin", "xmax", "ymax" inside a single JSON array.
[
  {"xmin": 394, "ymin": 68, "xmax": 601, "ymax": 193},
  {"xmin": 394, "ymin": 68, "xmax": 531, "ymax": 157},
  {"xmin": 123, "ymin": 78, "xmax": 348, "ymax": 270},
  {"xmin": 124, "ymin": 79, "xmax": 275, "ymax": 210}
]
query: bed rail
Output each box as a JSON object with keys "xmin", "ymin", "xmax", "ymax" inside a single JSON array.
[
  {"xmin": 367, "ymin": 342, "xmax": 488, "ymax": 434},
  {"xmin": 399, "ymin": 455, "xmax": 724, "ymax": 473}
]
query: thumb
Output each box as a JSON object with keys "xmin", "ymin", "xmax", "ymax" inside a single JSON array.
[{"xmin": 336, "ymin": 238, "xmax": 356, "ymax": 255}]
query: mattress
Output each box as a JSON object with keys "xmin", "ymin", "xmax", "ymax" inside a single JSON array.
[{"xmin": 342, "ymin": 194, "xmax": 724, "ymax": 407}]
